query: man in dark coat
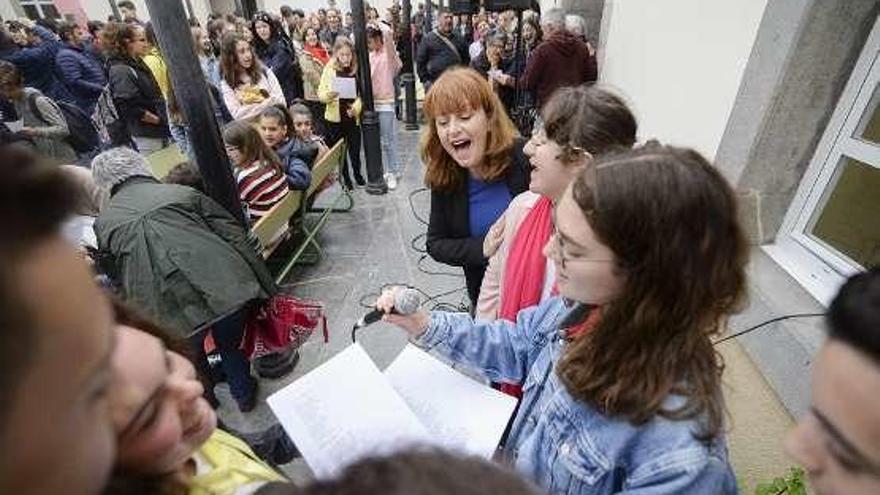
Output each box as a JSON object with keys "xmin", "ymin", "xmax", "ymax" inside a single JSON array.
[
  {"xmin": 0, "ymin": 21, "xmax": 73, "ymax": 104},
  {"xmin": 55, "ymin": 22, "xmax": 107, "ymax": 116},
  {"xmin": 93, "ymin": 147, "xmax": 275, "ymax": 411},
  {"xmin": 416, "ymin": 8, "xmax": 469, "ymax": 91},
  {"xmin": 519, "ymin": 8, "xmax": 597, "ymax": 110},
  {"xmin": 319, "ymin": 8, "xmax": 352, "ymax": 50}
]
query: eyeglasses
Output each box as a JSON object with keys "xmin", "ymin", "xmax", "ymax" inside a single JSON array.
[{"xmin": 550, "ymin": 210, "xmax": 613, "ymax": 270}]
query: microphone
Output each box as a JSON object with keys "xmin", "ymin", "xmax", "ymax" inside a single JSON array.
[{"xmin": 355, "ymin": 288, "xmax": 421, "ymax": 329}]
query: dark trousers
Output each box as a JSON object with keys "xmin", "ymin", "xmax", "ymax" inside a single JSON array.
[
  {"xmin": 327, "ymin": 115, "xmax": 363, "ymax": 188},
  {"xmin": 190, "ymin": 307, "xmax": 255, "ymax": 405}
]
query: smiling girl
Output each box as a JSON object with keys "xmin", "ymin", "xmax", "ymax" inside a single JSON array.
[{"xmin": 219, "ymin": 32, "xmax": 286, "ymax": 121}]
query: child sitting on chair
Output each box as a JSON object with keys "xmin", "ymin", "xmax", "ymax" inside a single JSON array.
[
  {"xmin": 257, "ymin": 105, "xmax": 312, "ymax": 188},
  {"xmin": 290, "ymin": 101, "xmax": 330, "ymax": 163},
  {"xmin": 223, "ymin": 120, "xmax": 290, "ymax": 220}
]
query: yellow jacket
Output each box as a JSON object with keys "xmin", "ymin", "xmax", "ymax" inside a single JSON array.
[
  {"xmin": 142, "ymin": 48, "xmax": 171, "ymax": 101},
  {"xmin": 317, "ymin": 62, "xmax": 362, "ymax": 124},
  {"xmin": 188, "ymin": 429, "xmax": 285, "ymax": 495}
]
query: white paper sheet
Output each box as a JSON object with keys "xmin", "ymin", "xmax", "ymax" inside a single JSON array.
[
  {"xmin": 384, "ymin": 344, "xmax": 518, "ymax": 459},
  {"xmin": 332, "ymin": 76, "xmax": 357, "ymax": 99},
  {"xmin": 267, "ymin": 344, "xmax": 435, "ymax": 479}
]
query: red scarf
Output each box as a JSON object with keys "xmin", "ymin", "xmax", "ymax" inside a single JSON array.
[
  {"xmin": 499, "ymin": 196, "xmax": 554, "ymax": 322},
  {"xmin": 305, "ymin": 44, "xmax": 330, "ymax": 65},
  {"xmin": 498, "ymin": 196, "xmax": 554, "ymax": 398}
]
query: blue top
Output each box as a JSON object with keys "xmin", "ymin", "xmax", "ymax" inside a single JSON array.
[
  {"xmin": 418, "ymin": 297, "xmax": 738, "ymax": 495},
  {"xmin": 467, "ymin": 175, "xmax": 511, "ymax": 237}
]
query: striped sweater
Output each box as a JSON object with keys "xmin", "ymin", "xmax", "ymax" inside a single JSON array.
[{"xmin": 235, "ymin": 161, "xmax": 290, "ymax": 220}]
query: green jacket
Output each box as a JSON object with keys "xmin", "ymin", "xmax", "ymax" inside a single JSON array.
[{"xmin": 96, "ymin": 177, "xmax": 276, "ymax": 337}]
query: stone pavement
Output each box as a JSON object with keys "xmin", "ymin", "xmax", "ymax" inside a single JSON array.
[{"xmin": 213, "ymin": 126, "xmax": 797, "ymax": 490}]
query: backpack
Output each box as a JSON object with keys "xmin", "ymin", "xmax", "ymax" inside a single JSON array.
[
  {"xmin": 91, "ymin": 84, "xmax": 130, "ymax": 147},
  {"xmin": 27, "ymin": 91, "xmax": 100, "ymax": 154}
]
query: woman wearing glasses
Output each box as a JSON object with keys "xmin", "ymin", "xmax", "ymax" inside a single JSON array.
[{"xmin": 377, "ymin": 143, "xmax": 746, "ymax": 494}]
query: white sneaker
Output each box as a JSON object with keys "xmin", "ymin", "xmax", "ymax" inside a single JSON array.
[{"xmin": 385, "ymin": 173, "xmax": 398, "ymax": 191}]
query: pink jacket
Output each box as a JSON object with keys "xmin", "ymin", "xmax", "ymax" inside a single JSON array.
[
  {"xmin": 368, "ymin": 24, "xmax": 402, "ymax": 105},
  {"xmin": 476, "ymin": 191, "xmax": 541, "ymax": 320}
]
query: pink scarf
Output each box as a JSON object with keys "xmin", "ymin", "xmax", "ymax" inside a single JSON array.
[{"xmin": 499, "ymin": 196, "xmax": 554, "ymax": 322}]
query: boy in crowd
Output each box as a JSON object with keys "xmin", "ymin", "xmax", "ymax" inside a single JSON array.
[
  {"xmin": 786, "ymin": 268, "xmax": 880, "ymax": 495},
  {"xmin": 0, "ymin": 145, "xmax": 116, "ymax": 494}
]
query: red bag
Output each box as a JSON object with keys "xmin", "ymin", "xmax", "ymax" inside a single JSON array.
[{"xmin": 242, "ymin": 295, "xmax": 329, "ymax": 360}]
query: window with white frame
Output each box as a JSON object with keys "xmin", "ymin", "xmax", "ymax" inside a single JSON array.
[
  {"xmin": 766, "ymin": 16, "xmax": 880, "ymax": 305},
  {"xmin": 19, "ymin": 0, "xmax": 61, "ymax": 20}
]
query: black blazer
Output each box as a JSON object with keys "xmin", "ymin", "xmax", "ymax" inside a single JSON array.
[{"xmin": 426, "ymin": 138, "xmax": 531, "ymax": 306}]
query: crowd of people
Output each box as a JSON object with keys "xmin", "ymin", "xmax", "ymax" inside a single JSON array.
[{"xmin": 0, "ymin": 2, "xmax": 877, "ymax": 495}]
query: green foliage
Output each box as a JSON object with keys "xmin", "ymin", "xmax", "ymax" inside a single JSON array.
[{"xmin": 754, "ymin": 467, "xmax": 807, "ymax": 495}]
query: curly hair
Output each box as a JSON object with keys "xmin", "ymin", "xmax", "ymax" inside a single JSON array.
[
  {"xmin": 101, "ymin": 21, "xmax": 143, "ymax": 59},
  {"xmin": 420, "ymin": 67, "xmax": 518, "ymax": 192},
  {"xmin": 557, "ymin": 143, "xmax": 748, "ymax": 442}
]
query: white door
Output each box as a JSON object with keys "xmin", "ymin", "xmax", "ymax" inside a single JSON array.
[{"xmin": 766, "ymin": 17, "xmax": 880, "ymax": 305}]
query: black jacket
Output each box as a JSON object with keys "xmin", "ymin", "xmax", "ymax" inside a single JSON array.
[
  {"xmin": 256, "ymin": 39, "xmax": 303, "ymax": 105},
  {"xmin": 107, "ymin": 55, "xmax": 169, "ymax": 139},
  {"xmin": 426, "ymin": 138, "xmax": 530, "ymax": 306},
  {"xmin": 416, "ymin": 30, "xmax": 469, "ymax": 86}
]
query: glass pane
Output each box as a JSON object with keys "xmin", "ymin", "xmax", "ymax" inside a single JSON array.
[
  {"xmin": 855, "ymin": 83, "xmax": 880, "ymax": 144},
  {"xmin": 21, "ymin": 5, "xmax": 39, "ymax": 20},
  {"xmin": 40, "ymin": 4, "xmax": 60, "ymax": 19},
  {"xmin": 809, "ymin": 156, "xmax": 880, "ymax": 268}
]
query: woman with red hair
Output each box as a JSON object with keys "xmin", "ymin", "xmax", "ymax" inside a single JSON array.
[{"xmin": 421, "ymin": 67, "xmax": 530, "ymax": 308}]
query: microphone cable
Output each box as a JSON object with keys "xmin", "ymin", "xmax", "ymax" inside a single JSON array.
[{"xmin": 712, "ymin": 312, "xmax": 825, "ymax": 346}]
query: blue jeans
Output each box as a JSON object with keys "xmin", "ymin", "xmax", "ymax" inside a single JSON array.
[
  {"xmin": 190, "ymin": 307, "xmax": 255, "ymax": 405},
  {"xmin": 378, "ymin": 109, "xmax": 399, "ymax": 175},
  {"xmin": 168, "ymin": 122, "xmax": 192, "ymax": 159}
]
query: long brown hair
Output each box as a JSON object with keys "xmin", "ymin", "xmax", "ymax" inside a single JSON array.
[
  {"xmin": 219, "ymin": 32, "xmax": 264, "ymax": 88},
  {"xmin": 557, "ymin": 143, "xmax": 748, "ymax": 441},
  {"xmin": 421, "ymin": 67, "xmax": 518, "ymax": 192},
  {"xmin": 222, "ymin": 120, "xmax": 282, "ymax": 172}
]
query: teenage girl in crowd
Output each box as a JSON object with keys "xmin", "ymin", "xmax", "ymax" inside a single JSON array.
[
  {"xmin": 222, "ymin": 120, "xmax": 290, "ymax": 221},
  {"xmin": 257, "ymin": 105, "xmax": 311, "ymax": 190},
  {"xmin": 318, "ymin": 36, "xmax": 363, "ymax": 189},
  {"xmin": 379, "ymin": 143, "xmax": 747, "ymax": 494},
  {"xmin": 104, "ymin": 22, "xmax": 170, "ymax": 154},
  {"xmin": 219, "ymin": 32, "xmax": 285, "ymax": 121},
  {"xmin": 422, "ymin": 67, "xmax": 530, "ymax": 308},
  {"xmin": 251, "ymin": 12, "xmax": 303, "ymax": 106}
]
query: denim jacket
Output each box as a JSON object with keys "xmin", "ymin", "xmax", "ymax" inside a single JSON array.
[{"xmin": 417, "ymin": 297, "xmax": 739, "ymax": 495}]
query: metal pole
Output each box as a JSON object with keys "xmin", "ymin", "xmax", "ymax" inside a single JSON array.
[
  {"xmin": 351, "ymin": 0, "xmax": 388, "ymax": 195},
  {"xmin": 400, "ymin": 0, "xmax": 418, "ymax": 130},
  {"xmin": 183, "ymin": 0, "xmax": 196, "ymax": 22},
  {"xmin": 108, "ymin": 0, "xmax": 121, "ymax": 19},
  {"xmin": 143, "ymin": 0, "xmax": 248, "ymax": 226},
  {"xmin": 425, "ymin": 0, "xmax": 433, "ymax": 32}
]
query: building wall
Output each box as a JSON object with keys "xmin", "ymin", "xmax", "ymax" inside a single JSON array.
[
  {"xmin": 75, "ymin": 0, "xmax": 214, "ymax": 23},
  {"xmin": 598, "ymin": 0, "xmax": 768, "ymax": 160}
]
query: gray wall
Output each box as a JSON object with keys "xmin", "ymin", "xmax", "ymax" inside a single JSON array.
[
  {"xmin": 716, "ymin": 0, "xmax": 879, "ymax": 243},
  {"xmin": 714, "ymin": 0, "xmax": 878, "ymax": 417}
]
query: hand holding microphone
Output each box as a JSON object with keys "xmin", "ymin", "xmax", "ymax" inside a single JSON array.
[{"xmin": 374, "ymin": 287, "xmax": 431, "ymax": 338}]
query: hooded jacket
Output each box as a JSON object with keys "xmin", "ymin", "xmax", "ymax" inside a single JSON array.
[
  {"xmin": 95, "ymin": 176, "xmax": 276, "ymax": 337},
  {"xmin": 521, "ymin": 30, "xmax": 597, "ymax": 109},
  {"xmin": 275, "ymin": 137, "xmax": 312, "ymax": 190}
]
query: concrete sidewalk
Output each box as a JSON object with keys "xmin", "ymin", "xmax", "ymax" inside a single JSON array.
[{"xmin": 215, "ymin": 128, "xmax": 799, "ymax": 491}]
